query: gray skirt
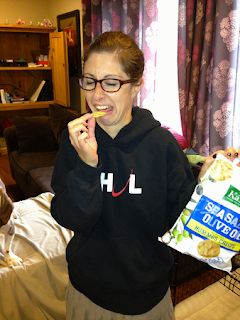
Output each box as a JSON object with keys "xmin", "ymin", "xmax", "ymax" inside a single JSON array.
[{"xmin": 66, "ymin": 280, "xmax": 175, "ymax": 320}]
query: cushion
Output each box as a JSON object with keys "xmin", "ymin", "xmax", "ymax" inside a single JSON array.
[
  {"xmin": 185, "ymin": 154, "xmax": 205, "ymax": 165},
  {"xmin": 13, "ymin": 116, "xmax": 59, "ymax": 153},
  {"xmin": 49, "ymin": 104, "xmax": 79, "ymax": 145},
  {"xmin": 29, "ymin": 166, "xmax": 54, "ymax": 193},
  {"xmin": 162, "ymin": 125, "xmax": 189, "ymax": 150}
]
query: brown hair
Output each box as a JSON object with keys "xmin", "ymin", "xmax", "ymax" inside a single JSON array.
[{"xmin": 83, "ymin": 31, "xmax": 144, "ymax": 83}]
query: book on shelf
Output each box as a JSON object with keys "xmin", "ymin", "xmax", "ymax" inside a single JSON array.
[
  {"xmin": 25, "ymin": 79, "xmax": 46, "ymax": 102},
  {"xmin": 37, "ymin": 80, "xmax": 53, "ymax": 101},
  {"xmin": 0, "ymin": 89, "xmax": 6, "ymax": 104},
  {"xmin": 10, "ymin": 97, "xmax": 25, "ymax": 103}
]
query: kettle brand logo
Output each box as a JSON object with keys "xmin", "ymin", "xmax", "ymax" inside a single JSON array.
[{"xmin": 223, "ymin": 185, "xmax": 240, "ymax": 207}]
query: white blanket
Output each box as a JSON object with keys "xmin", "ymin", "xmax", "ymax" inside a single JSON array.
[
  {"xmin": 175, "ymin": 268, "xmax": 240, "ymax": 320},
  {"xmin": 0, "ymin": 192, "xmax": 73, "ymax": 320}
]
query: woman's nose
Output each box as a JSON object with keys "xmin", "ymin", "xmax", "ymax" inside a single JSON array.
[{"xmin": 93, "ymin": 82, "xmax": 105, "ymax": 99}]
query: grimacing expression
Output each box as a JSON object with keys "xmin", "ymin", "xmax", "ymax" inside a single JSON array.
[{"xmin": 83, "ymin": 52, "xmax": 142, "ymax": 137}]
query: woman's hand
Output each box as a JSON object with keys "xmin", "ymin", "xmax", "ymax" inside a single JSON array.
[
  {"xmin": 68, "ymin": 113, "xmax": 98, "ymax": 167},
  {"xmin": 198, "ymin": 147, "xmax": 240, "ymax": 181}
]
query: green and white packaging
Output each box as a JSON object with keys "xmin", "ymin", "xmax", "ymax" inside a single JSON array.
[{"xmin": 159, "ymin": 153, "xmax": 240, "ymax": 273}]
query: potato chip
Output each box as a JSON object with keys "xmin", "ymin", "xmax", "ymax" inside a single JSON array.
[
  {"xmin": 197, "ymin": 240, "xmax": 220, "ymax": 258},
  {"xmin": 209, "ymin": 159, "xmax": 233, "ymax": 181},
  {"xmin": 92, "ymin": 111, "xmax": 106, "ymax": 118}
]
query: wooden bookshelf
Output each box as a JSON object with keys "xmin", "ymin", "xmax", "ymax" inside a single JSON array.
[
  {"xmin": 0, "ymin": 100, "xmax": 54, "ymax": 111},
  {"xmin": 0, "ymin": 67, "xmax": 52, "ymax": 71},
  {"xmin": 0, "ymin": 24, "xmax": 70, "ymax": 112},
  {"xmin": 0, "ymin": 24, "xmax": 56, "ymax": 33}
]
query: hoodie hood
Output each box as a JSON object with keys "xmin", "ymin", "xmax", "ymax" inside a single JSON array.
[{"xmin": 95, "ymin": 107, "xmax": 161, "ymax": 146}]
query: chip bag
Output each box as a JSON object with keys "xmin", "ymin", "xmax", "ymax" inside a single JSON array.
[{"xmin": 159, "ymin": 153, "xmax": 240, "ymax": 273}]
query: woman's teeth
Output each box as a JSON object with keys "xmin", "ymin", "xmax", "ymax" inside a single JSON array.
[{"xmin": 96, "ymin": 106, "xmax": 109, "ymax": 110}]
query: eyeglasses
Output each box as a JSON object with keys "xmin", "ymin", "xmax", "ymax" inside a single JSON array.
[{"xmin": 78, "ymin": 76, "xmax": 132, "ymax": 93}]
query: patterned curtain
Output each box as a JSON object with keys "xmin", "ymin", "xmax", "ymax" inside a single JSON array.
[
  {"xmin": 81, "ymin": 0, "xmax": 158, "ymax": 108},
  {"xmin": 178, "ymin": 0, "xmax": 240, "ymax": 156}
]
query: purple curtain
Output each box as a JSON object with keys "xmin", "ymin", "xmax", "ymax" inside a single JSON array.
[
  {"xmin": 178, "ymin": 0, "xmax": 240, "ymax": 156},
  {"xmin": 81, "ymin": 0, "xmax": 158, "ymax": 108}
]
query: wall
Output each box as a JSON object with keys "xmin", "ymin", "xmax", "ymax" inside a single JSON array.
[
  {"xmin": 48, "ymin": 0, "xmax": 82, "ymax": 27},
  {"xmin": 0, "ymin": 0, "xmax": 82, "ymax": 29},
  {"xmin": 0, "ymin": 0, "xmax": 50, "ymax": 25},
  {"xmin": 0, "ymin": 0, "xmax": 85, "ymax": 113}
]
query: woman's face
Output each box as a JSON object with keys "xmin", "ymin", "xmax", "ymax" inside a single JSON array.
[{"xmin": 83, "ymin": 52, "xmax": 142, "ymax": 138}]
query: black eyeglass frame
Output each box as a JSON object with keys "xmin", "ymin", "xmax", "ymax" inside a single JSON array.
[{"xmin": 77, "ymin": 76, "xmax": 133, "ymax": 93}]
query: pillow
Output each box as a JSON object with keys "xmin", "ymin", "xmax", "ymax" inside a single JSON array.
[
  {"xmin": 185, "ymin": 154, "xmax": 205, "ymax": 165},
  {"xmin": 49, "ymin": 104, "xmax": 79, "ymax": 145},
  {"xmin": 162, "ymin": 125, "xmax": 189, "ymax": 150},
  {"xmin": 13, "ymin": 116, "xmax": 59, "ymax": 153}
]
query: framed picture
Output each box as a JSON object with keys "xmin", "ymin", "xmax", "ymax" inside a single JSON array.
[{"xmin": 57, "ymin": 10, "xmax": 81, "ymax": 76}]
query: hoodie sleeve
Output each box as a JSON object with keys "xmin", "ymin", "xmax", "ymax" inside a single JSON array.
[
  {"xmin": 50, "ymin": 129, "xmax": 103, "ymax": 233},
  {"xmin": 165, "ymin": 137, "xmax": 197, "ymax": 229}
]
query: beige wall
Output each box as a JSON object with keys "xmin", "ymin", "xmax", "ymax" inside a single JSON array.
[
  {"xmin": 0, "ymin": 0, "xmax": 82, "ymax": 29},
  {"xmin": 0, "ymin": 0, "xmax": 50, "ymax": 26},
  {"xmin": 48, "ymin": 0, "xmax": 82, "ymax": 27}
]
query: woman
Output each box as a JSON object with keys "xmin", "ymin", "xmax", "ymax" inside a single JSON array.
[{"xmin": 50, "ymin": 31, "xmax": 237, "ymax": 319}]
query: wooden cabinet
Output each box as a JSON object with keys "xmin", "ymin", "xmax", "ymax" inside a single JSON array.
[
  {"xmin": 0, "ymin": 24, "xmax": 70, "ymax": 111},
  {"xmin": 49, "ymin": 32, "xmax": 70, "ymax": 107}
]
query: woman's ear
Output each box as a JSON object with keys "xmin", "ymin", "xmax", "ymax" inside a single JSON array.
[{"xmin": 131, "ymin": 79, "xmax": 144, "ymax": 98}]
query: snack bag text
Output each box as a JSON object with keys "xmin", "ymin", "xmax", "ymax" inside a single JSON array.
[{"xmin": 159, "ymin": 153, "xmax": 240, "ymax": 272}]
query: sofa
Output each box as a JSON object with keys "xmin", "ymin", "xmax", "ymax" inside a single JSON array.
[{"xmin": 4, "ymin": 104, "xmax": 79, "ymax": 198}]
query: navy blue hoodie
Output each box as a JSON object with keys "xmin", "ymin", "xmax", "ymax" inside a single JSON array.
[{"xmin": 50, "ymin": 107, "xmax": 196, "ymax": 315}]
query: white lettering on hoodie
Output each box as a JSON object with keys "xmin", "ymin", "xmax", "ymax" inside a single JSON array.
[{"xmin": 100, "ymin": 170, "xmax": 142, "ymax": 197}]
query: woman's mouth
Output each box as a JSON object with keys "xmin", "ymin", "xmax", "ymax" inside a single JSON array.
[{"xmin": 95, "ymin": 106, "xmax": 113, "ymax": 114}]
